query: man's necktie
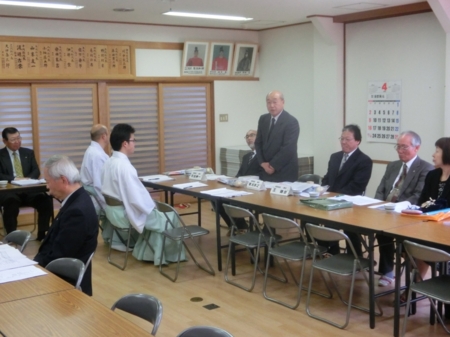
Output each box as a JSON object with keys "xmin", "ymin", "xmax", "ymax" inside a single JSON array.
[
  {"xmin": 339, "ymin": 153, "xmax": 348, "ymax": 171},
  {"xmin": 387, "ymin": 163, "xmax": 407, "ymax": 202},
  {"xmin": 13, "ymin": 151, "xmax": 23, "ymax": 178},
  {"xmin": 267, "ymin": 117, "xmax": 275, "ymax": 139},
  {"xmin": 248, "ymin": 152, "xmax": 255, "ymax": 164}
]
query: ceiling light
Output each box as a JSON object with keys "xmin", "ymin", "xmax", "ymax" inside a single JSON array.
[
  {"xmin": 163, "ymin": 11, "xmax": 252, "ymax": 21},
  {"xmin": 0, "ymin": 1, "xmax": 83, "ymax": 10}
]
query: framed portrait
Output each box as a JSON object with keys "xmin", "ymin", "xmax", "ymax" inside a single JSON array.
[
  {"xmin": 207, "ymin": 42, "xmax": 234, "ymax": 76},
  {"xmin": 182, "ymin": 41, "xmax": 209, "ymax": 76},
  {"xmin": 232, "ymin": 43, "xmax": 258, "ymax": 77}
]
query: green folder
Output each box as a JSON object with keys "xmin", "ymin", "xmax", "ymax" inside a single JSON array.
[{"xmin": 300, "ymin": 198, "xmax": 353, "ymax": 210}]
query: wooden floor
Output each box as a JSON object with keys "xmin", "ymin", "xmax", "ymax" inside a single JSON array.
[{"xmin": 20, "ymin": 202, "xmax": 449, "ymax": 337}]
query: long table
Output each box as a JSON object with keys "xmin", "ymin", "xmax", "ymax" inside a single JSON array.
[
  {"xmin": 142, "ymin": 177, "xmax": 422, "ymax": 330},
  {"xmin": 0, "ymin": 265, "xmax": 74, "ymax": 304},
  {"xmin": 383, "ymin": 221, "xmax": 450, "ymax": 337},
  {"xmin": 0, "ymin": 289, "xmax": 150, "ymax": 336},
  {"xmin": 0, "ymin": 182, "xmax": 47, "ymax": 195}
]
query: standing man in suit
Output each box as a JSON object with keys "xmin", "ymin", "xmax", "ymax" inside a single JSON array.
[
  {"xmin": 0, "ymin": 127, "xmax": 53, "ymax": 240},
  {"xmin": 374, "ymin": 131, "xmax": 433, "ymax": 286},
  {"xmin": 255, "ymin": 90, "xmax": 300, "ymax": 182},
  {"xmin": 321, "ymin": 124, "xmax": 373, "ymax": 255},
  {"xmin": 34, "ymin": 155, "xmax": 98, "ymax": 296}
]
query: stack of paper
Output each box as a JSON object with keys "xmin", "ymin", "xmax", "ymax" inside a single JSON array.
[
  {"xmin": 11, "ymin": 179, "xmax": 46, "ymax": 186},
  {"xmin": 140, "ymin": 175, "xmax": 174, "ymax": 182},
  {"xmin": 0, "ymin": 244, "xmax": 46, "ymax": 283},
  {"xmin": 328, "ymin": 195, "xmax": 382, "ymax": 206},
  {"xmin": 173, "ymin": 182, "xmax": 208, "ymax": 189},
  {"xmin": 200, "ymin": 188, "xmax": 253, "ymax": 198}
]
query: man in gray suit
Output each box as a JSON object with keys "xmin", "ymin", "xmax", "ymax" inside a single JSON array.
[
  {"xmin": 254, "ymin": 90, "xmax": 300, "ymax": 182},
  {"xmin": 375, "ymin": 130, "xmax": 433, "ymax": 286}
]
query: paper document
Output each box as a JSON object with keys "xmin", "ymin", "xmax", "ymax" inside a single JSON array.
[
  {"xmin": 0, "ymin": 265, "xmax": 47, "ymax": 284},
  {"xmin": 200, "ymin": 188, "xmax": 253, "ymax": 198},
  {"xmin": 368, "ymin": 201, "xmax": 411, "ymax": 213},
  {"xmin": 328, "ymin": 195, "xmax": 382, "ymax": 206},
  {"xmin": 10, "ymin": 179, "xmax": 46, "ymax": 186},
  {"xmin": 205, "ymin": 174, "xmax": 231, "ymax": 181},
  {"xmin": 173, "ymin": 182, "xmax": 208, "ymax": 189},
  {"xmin": 0, "ymin": 244, "xmax": 38, "ymax": 271},
  {"xmin": 236, "ymin": 175, "xmax": 259, "ymax": 182},
  {"xmin": 140, "ymin": 174, "xmax": 174, "ymax": 182}
]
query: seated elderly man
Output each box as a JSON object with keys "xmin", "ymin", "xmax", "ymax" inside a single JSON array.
[
  {"xmin": 34, "ymin": 155, "xmax": 98, "ymax": 296},
  {"xmin": 101, "ymin": 123, "xmax": 183, "ymax": 264}
]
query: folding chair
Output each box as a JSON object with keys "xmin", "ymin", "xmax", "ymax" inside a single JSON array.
[
  {"xmin": 45, "ymin": 257, "xmax": 85, "ymax": 290},
  {"xmin": 298, "ymin": 174, "xmax": 321, "ymax": 184},
  {"xmin": 3, "ymin": 229, "xmax": 31, "ymax": 252},
  {"xmin": 155, "ymin": 201, "xmax": 215, "ymax": 282},
  {"xmin": 111, "ymin": 293, "xmax": 163, "ymax": 336},
  {"xmin": 84, "ymin": 185, "xmax": 106, "ymax": 232},
  {"xmin": 177, "ymin": 326, "xmax": 233, "ymax": 337},
  {"xmin": 262, "ymin": 214, "xmax": 328, "ymax": 309},
  {"xmin": 305, "ymin": 223, "xmax": 382, "ymax": 329},
  {"xmin": 401, "ymin": 240, "xmax": 450, "ymax": 336},
  {"xmin": 103, "ymin": 194, "xmax": 143, "ymax": 270},
  {"xmin": 223, "ymin": 204, "xmax": 272, "ymax": 292}
]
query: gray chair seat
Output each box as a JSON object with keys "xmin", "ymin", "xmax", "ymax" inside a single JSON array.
[
  {"xmin": 314, "ymin": 254, "xmax": 370, "ymax": 275},
  {"xmin": 163, "ymin": 225, "xmax": 209, "ymax": 240}
]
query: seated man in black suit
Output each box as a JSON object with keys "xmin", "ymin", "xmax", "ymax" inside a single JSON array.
[
  {"xmin": 0, "ymin": 127, "xmax": 53, "ymax": 240},
  {"xmin": 34, "ymin": 155, "xmax": 98, "ymax": 296},
  {"xmin": 220, "ymin": 129, "xmax": 262, "ymax": 231},
  {"xmin": 321, "ymin": 124, "xmax": 373, "ymax": 255}
]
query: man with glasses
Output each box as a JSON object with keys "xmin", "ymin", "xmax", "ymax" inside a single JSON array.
[
  {"xmin": 0, "ymin": 127, "xmax": 53, "ymax": 239},
  {"xmin": 321, "ymin": 124, "xmax": 372, "ymax": 255},
  {"xmin": 374, "ymin": 131, "xmax": 433, "ymax": 286},
  {"xmin": 237, "ymin": 129, "xmax": 262, "ymax": 177}
]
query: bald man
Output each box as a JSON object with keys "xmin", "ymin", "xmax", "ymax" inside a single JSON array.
[
  {"xmin": 254, "ymin": 90, "xmax": 300, "ymax": 182},
  {"xmin": 80, "ymin": 124, "xmax": 109, "ymax": 211}
]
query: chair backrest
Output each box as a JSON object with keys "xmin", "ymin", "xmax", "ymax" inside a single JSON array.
[
  {"xmin": 404, "ymin": 240, "xmax": 450, "ymax": 264},
  {"xmin": 177, "ymin": 326, "xmax": 233, "ymax": 337},
  {"xmin": 111, "ymin": 293, "xmax": 163, "ymax": 336},
  {"xmin": 45, "ymin": 258, "xmax": 86, "ymax": 290},
  {"xmin": 306, "ymin": 223, "xmax": 358, "ymax": 257},
  {"xmin": 298, "ymin": 174, "xmax": 321, "ymax": 184},
  {"xmin": 103, "ymin": 194, "xmax": 124, "ymax": 207},
  {"xmin": 262, "ymin": 213, "xmax": 306, "ymax": 243},
  {"xmin": 223, "ymin": 204, "xmax": 262, "ymax": 233},
  {"xmin": 154, "ymin": 201, "xmax": 184, "ymax": 230},
  {"xmin": 4, "ymin": 230, "xmax": 31, "ymax": 253},
  {"xmin": 83, "ymin": 185, "xmax": 105, "ymax": 211}
]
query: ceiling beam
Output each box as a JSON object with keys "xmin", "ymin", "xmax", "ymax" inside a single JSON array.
[{"xmin": 333, "ymin": 2, "xmax": 432, "ymax": 23}]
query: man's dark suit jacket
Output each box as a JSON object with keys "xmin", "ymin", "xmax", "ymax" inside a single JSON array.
[
  {"xmin": 322, "ymin": 148, "xmax": 372, "ymax": 195},
  {"xmin": 418, "ymin": 168, "xmax": 450, "ymax": 206},
  {"xmin": 375, "ymin": 157, "xmax": 433, "ymax": 204},
  {"xmin": 254, "ymin": 110, "xmax": 300, "ymax": 182},
  {"xmin": 0, "ymin": 147, "xmax": 40, "ymax": 181},
  {"xmin": 236, "ymin": 151, "xmax": 262, "ymax": 178},
  {"xmin": 34, "ymin": 187, "xmax": 98, "ymax": 296}
]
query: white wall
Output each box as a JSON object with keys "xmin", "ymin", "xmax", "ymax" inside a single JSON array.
[
  {"xmin": 345, "ymin": 12, "xmax": 445, "ymax": 196},
  {"xmin": 258, "ymin": 24, "xmax": 315, "ymax": 156}
]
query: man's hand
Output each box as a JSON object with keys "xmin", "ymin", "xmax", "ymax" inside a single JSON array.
[{"xmin": 261, "ymin": 162, "xmax": 275, "ymax": 175}]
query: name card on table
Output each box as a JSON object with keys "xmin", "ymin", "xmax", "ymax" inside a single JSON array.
[
  {"xmin": 189, "ymin": 170, "xmax": 206, "ymax": 181},
  {"xmin": 246, "ymin": 179, "xmax": 266, "ymax": 191},
  {"xmin": 270, "ymin": 184, "xmax": 293, "ymax": 196}
]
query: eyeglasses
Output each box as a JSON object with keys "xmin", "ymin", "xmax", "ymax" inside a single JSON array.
[
  {"xmin": 128, "ymin": 138, "xmax": 137, "ymax": 143},
  {"xmin": 394, "ymin": 145, "xmax": 410, "ymax": 151},
  {"xmin": 244, "ymin": 133, "xmax": 256, "ymax": 139},
  {"xmin": 8, "ymin": 137, "xmax": 22, "ymax": 143},
  {"xmin": 338, "ymin": 137, "xmax": 354, "ymax": 142}
]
